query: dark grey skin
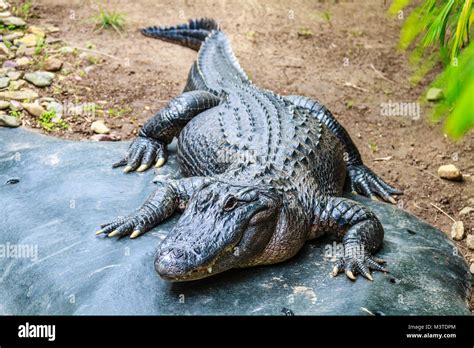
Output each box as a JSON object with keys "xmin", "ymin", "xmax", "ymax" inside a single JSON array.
[{"xmin": 96, "ymin": 19, "xmax": 402, "ymax": 282}]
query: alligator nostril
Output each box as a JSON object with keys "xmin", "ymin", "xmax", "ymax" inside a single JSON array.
[
  {"xmin": 155, "ymin": 248, "xmax": 192, "ymax": 279},
  {"xmin": 5, "ymin": 178, "xmax": 20, "ymax": 185}
]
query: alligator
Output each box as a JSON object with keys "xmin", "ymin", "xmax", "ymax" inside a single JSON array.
[{"xmin": 96, "ymin": 18, "xmax": 402, "ymax": 282}]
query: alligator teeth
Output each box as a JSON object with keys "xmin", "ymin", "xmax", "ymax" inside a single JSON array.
[{"xmin": 207, "ymin": 267, "xmax": 213, "ymax": 274}]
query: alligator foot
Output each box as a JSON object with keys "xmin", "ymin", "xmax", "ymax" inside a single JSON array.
[
  {"xmin": 331, "ymin": 243, "xmax": 388, "ymax": 281},
  {"xmin": 113, "ymin": 136, "xmax": 168, "ymax": 173},
  {"xmin": 96, "ymin": 182, "xmax": 179, "ymax": 239},
  {"xmin": 346, "ymin": 164, "xmax": 402, "ymax": 204},
  {"xmin": 96, "ymin": 208, "xmax": 156, "ymax": 239}
]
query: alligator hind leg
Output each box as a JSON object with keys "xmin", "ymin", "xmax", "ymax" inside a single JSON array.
[
  {"xmin": 286, "ymin": 95, "xmax": 402, "ymax": 203},
  {"xmin": 114, "ymin": 90, "xmax": 221, "ymax": 173},
  {"xmin": 97, "ymin": 177, "xmax": 210, "ymax": 239},
  {"xmin": 314, "ymin": 196, "xmax": 387, "ymax": 281}
]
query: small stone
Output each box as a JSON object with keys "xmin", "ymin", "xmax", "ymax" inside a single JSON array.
[
  {"xmin": 45, "ymin": 25, "xmax": 60, "ymax": 33},
  {"xmin": 9, "ymin": 100, "xmax": 22, "ymax": 110},
  {"xmin": 0, "ymin": 16, "xmax": 26, "ymax": 27},
  {"xmin": 426, "ymin": 88, "xmax": 444, "ymax": 102},
  {"xmin": 27, "ymin": 25, "xmax": 46, "ymax": 38},
  {"xmin": 59, "ymin": 46, "xmax": 75, "ymax": 54},
  {"xmin": 450, "ymin": 221, "xmax": 464, "ymax": 241},
  {"xmin": 8, "ymin": 79, "xmax": 26, "ymax": 91},
  {"xmin": 6, "ymin": 70, "xmax": 22, "ymax": 81},
  {"xmin": 22, "ymin": 102, "xmax": 46, "ymax": 117},
  {"xmin": 459, "ymin": 207, "xmax": 474, "ymax": 216},
  {"xmin": 45, "ymin": 37, "xmax": 62, "ymax": 45},
  {"xmin": 466, "ymin": 234, "xmax": 474, "ymax": 250},
  {"xmin": 84, "ymin": 65, "xmax": 95, "ymax": 74},
  {"xmin": 14, "ymin": 33, "xmax": 37, "ymax": 47},
  {"xmin": 0, "ymin": 76, "xmax": 9, "ymax": 89},
  {"xmin": 0, "ymin": 89, "xmax": 39, "ymax": 101},
  {"xmin": 91, "ymin": 120, "xmax": 110, "ymax": 134},
  {"xmin": 43, "ymin": 58, "xmax": 63, "ymax": 72},
  {"xmin": 470, "ymin": 263, "xmax": 474, "ymax": 275},
  {"xmin": 90, "ymin": 133, "xmax": 119, "ymax": 141},
  {"xmin": 0, "ymin": 42, "xmax": 13, "ymax": 58},
  {"xmin": 2, "ymin": 60, "xmax": 17, "ymax": 68},
  {"xmin": 468, "ymin": 198, "xmax": 474, "ymax": 206},
  {"xmin": 22, "ymin": 47, "xmax": 36, "ymax": 56},
  {"xmin": 15, "ymin": 57, "xmax": 30, "ymax": 66},
  {"xmin": 438, "ymin": 164, "xmax": 463, "ymax": 181},
  {"xmin": 3, "ymin": 31, "xmax": 24, "ymax": 41},
  {"xmin": 0, "ymin": 113, "xmax": 20, "ymax": 127},
  {"xmin": 0, "ymin": 10, "xmax": 11, "ymax": 17},
  {"xmin": 24, "ymin": 71, "xmax": 55, "ymax": 87},
  {"xmin": 0, "ymin": 67, "xmax": 12, "ymax": 76},
  {"xmin": 0, "ymin": 100, "xmax": 9, "ymax": 109}
]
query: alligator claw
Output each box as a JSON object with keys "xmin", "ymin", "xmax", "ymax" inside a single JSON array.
[
  {"xmin": 136, "ymin": 164, "xmax": 149, "ymax": 172},
  {"xmin": 347, "ymin": 164, "xmax": 402, "ymax": 204},
  {"xmin": 114, "ymin": 136, "xmax": 167, "ymax": 173},
  {"xmin": 155, "ymin": 157, "xmax": 166, "ymax": 168},
  {"xmin": 345, "ymin": 270, "xmax": 356, "ymax": 280},
  {"xmin": 332, "ymin": 244, "xmax": 387, "ymax": 281},
  {"xmin": 130, "ymin": 230, "xmax": 141, "ymax": 239},
  {"xmin": 108, "ymin": 230, "xmax": 119, "ymax": 237}
]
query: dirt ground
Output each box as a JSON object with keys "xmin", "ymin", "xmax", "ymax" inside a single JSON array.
[{"xmin": 13, "ymin": 0, "xmax": 474, "ymax": 305}]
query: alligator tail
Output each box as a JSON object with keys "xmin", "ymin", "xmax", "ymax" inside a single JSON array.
[{"xmin": 140, "ymin": 18, "xmax": 219, "ymax": 51}]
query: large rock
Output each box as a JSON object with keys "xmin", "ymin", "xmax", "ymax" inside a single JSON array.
[
  {"xmin": 0, "ymin": 16, "xmax": 26, "ymax": 27},
  {"xmin": 0, "ymin": 89, "xmax": 38, "ymax": 101},
  {"xmin": 0, "ymin": 128, "xmax": 471, "ymax": 315},
  {"xmin": 24, "ymin": 71, "xmax": 55, "ymax": 87}
]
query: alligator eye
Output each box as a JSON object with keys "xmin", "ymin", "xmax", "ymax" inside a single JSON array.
[{"xmin": 224, "ymin": 197, "xmax": 238, "ymax": 211}]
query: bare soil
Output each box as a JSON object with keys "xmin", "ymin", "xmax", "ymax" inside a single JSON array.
[{"xmin": 18, "ymin": 0, "xmax": 474, "ymax": 306}]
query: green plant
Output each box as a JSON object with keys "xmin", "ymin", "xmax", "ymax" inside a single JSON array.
[
  {"xmin": 107, "ymin": 106, "xmax": 131, "ymax": 118},
  {"xmin": 9, "ymin": 109, "xmax": 21, "ymax": 118},
  {"xmin": 11, "ymin": 0, "xmax": 32, "ymax": 20},
  {"xmin": 34, "ymin": 36, "xmax": 45, "ymax": 55},
  {"xmin": 321, "ymin": 10, "xmax": 332, "ymax": 25},
  {"xmin": 297, "ymin": 27, "xmax": 313, "ymax": 38},
  {"xmin": 390, "ymin": 0, "xmax": 474, "ymax": 139},
  {"xmin": 92, "ymin": 4, "xmax": 125, "ymax": 34},
  {"xmin": 38, "ymin": 110, "xmax": 69, "ymax": 132}
]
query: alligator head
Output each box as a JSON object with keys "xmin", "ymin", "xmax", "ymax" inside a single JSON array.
[{"xmin": 154, "ymin": 181, "xmax": 283, "ymax": 281}]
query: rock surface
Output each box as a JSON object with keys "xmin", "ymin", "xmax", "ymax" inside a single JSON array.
[
  {"xmin": 426, "ymin": 87, "xmax": 444, "ymax": 102},
  {"xmin": 0, "ymin": 76, "xmax": 9, "ymax": 89},
  {"xmin": 0, "ymin": 113, "xmax": 20, "ymax": 127},
  {"xmin": 43, "ymin": 57, "xmax": 63, "ymax": 72},
  {"xmin": 91, "ymin": 120, "xmax": 110, "ymax": 134},
  {"xmin": 22, "ymin": 102, "xmax": 45, "ymax": 117},
  {"xmin": 451, "ymin": 221, "xmax": 465, "ymax": 241},
  {"xmin": 438, "ymin": 164, "xmax": 463, "ymax": 181},
  {"xmin": 0, "ymin": 89, "xmax": 38, "ymax": 100},
  {"xmin": 0, "ymin": 128, "xmax": 471, "ymax": 315},
  {"xmin": 0, "ymin": 100, "xmax": 9, "ymax": 109},
  {"xmin": 24, "ymin": 71, "xmax": 55, "ymax": 87},
  {"xmin": 0, "ymin": 15, "xmax": 25, "ymax": 27}
]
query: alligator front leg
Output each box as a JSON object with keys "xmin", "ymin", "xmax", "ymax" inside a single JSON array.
[
  {"xmin": 286, "ymin": 95, "xmax": 402, "ymax": 203},
  {"xmin": 314, "ymin": 196, "xmax": 387, "ymax": 281},
  {"xmin": 114, "ymin": 90, "xmax": 221, "ymax": 173},
  {"xmin": 96, "ymin": 177, "xmax": 210, "ymax": 239}
]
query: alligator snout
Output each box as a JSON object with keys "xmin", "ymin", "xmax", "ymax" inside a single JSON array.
[{"xmin": 155, "ymin": 247, "xmax": 210, "ymax": 281}]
